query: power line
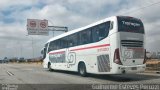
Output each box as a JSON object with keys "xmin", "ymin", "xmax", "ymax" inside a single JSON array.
[{"xmin": 119, "ymin": 1, "xmax": 160, "ymax": 15}]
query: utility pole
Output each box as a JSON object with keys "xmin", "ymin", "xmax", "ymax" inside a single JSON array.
[
  {"xmin": 31, "ymin": 37, "xmax": 34, "ymax": 59},
  {"xmin": 20, "ymin": 43, "xmax": 22, "ymax": 58},
  {"xmin": 26, "ymin": 35, "xmax": 34, "ymax": 59}
]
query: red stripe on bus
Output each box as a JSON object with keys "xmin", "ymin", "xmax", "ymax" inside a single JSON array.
[
  {"xmin": 49, "ymin": 51, "xmax": 65, "ymax": 54},
  {"xmin": 70, "ymin": 44, "xmax": 110, "ymax": 51}
]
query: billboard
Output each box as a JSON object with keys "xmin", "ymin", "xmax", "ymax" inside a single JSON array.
[{"xmin": 27, "ymin": 19, "xmax": 49, "ymax": 35}]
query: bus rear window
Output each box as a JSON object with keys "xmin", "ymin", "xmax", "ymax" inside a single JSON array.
[{"xmin": 118, "ymin": 16, "xmax": 144, "ymax": 34}]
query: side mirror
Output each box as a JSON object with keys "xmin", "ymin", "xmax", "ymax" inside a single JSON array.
[{"xmin": 41, "ymin": 48, "xmax": 44, "ymax": 54}]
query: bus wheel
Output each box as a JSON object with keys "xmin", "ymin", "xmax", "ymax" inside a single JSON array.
[
  {"xmin": 78, "ymin": 63, "xmax": 87, "ymax": 77},
  {"xmin": 48, "ymin": 62, "xmax": 53, "ymax": 71}
]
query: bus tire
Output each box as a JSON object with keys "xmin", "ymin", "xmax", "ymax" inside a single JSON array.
[
  {"xmin": 78, "ymin": 62, "xmax": 87, "ymax": 77},
  {"xmin": 48, "ymin": 62, "xmax": 53, "ymax": 71}
]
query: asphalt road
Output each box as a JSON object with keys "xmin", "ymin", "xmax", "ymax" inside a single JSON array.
[{"xmin": 0, "ymin": 63, "xmax": 160, "ymax": 90}]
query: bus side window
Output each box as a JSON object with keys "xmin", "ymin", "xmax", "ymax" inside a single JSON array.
[
  {"xmin": 92, "ymin": 27, "xmax": 99, "ymax": 42},
  {"xmin": 92, "ymin": 21, "xmax": 110, "ymax": 42},
  {"xmin": 48, "ymin": 41, "xmax": 55, "ymax": 52},
  {"xmin": 79, "ymin": 29, "xmax": 92, "ymax": 45},
  {"xmin": 68, "ymin": 33, "xmax": 78, "ymax": 47},
  {"xmin": 55, "ymin": 40, "xmax": 60, "ymax": 50},
  {"xmin": 61, "ymin": 37, "xmax": 68, "ymax": 48}
]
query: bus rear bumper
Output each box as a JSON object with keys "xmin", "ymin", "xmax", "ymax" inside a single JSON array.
[
  {"xmin": 87, "ymin": 64, "xmax": 146, "ymax": 75},
  {"xmin": 115, "ymin": 64, "xmax": 146, "ymax": 74}
]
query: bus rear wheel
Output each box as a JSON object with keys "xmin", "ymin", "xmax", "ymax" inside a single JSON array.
[{"xmin": 78, "ymin": 63, "xmax": 87, "ymax": 77}]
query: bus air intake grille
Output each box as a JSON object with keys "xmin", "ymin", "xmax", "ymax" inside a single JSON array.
[
  {"xmin": 121, "ymin": 40, "xmax": 143, "ymax": 47},
  {"xmin": 97, "ymin": 55, "xmax": 110, "ymax": 72}
]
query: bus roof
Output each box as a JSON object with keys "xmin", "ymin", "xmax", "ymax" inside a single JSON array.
[{"xmin": 46, "ymin": 16, "xmax": 117, "ymax": 43}]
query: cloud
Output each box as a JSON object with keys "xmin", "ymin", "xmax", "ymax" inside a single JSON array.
[
  {"xmin": 0, "ymin": 0, "xmax": 160, "ymax": 59},
  {"xmin": 0, "ymin": 0, "xmax": 38, "ymax": 9}
]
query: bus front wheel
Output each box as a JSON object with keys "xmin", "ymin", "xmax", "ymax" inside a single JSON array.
[
  {"xmin": 48, "ymin": 62, "xmax": 53, "ymax": 71},
  {"xmin": 78, "ymin": 63, "xmax": 87, "ymax": 77}
]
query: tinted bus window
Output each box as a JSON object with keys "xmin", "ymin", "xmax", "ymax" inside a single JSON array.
[
  {"xmin": 60, "ymin": 37, "xmax": 68, "ymax": 48},
  {"xmin": 92, "ymin": 21, "xmax": 110, "ymax": 42},
  {"xmin": 79, "ymin": 28, "xmax": 92, "ymax": 45},
  {"xmin": 118, "ymin": 16, "xmax": 144, "ymax": 34},
  {"xmin": 48, "ymin": 41, "xmax": 55, "ymax": 52},
  {"xmin": 68, "ymin": 33, "xmax": 78, "ymax": 47}
]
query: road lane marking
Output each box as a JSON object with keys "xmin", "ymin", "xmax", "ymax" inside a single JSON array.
[{"xmin": 6, "ymin": 71, "xmax": 14, "ymax": 76}]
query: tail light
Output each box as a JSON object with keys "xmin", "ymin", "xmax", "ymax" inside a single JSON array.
[
  {"xmin": 143, "ymin": 49, "xmax": 146, "ymax": 64},
  {"xmin": 114, "ymin": 48, "xmax": 122, "ymax": 65}
]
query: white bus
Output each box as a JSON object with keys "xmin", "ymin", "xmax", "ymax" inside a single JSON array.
[{"xmin": 41, "ymin": 16, "xmax": 146, "ymax": 76}]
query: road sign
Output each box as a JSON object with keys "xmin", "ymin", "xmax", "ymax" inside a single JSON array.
[
  {"xmin": 27, "ymin": 19, "xmax": 48, "ymax": 35},
  {"xmin": 48, "ymin": 26, "xmax": 68, "ymax": 32}
]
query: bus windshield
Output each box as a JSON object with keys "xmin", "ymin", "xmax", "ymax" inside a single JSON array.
[{"xmin": 118, "ymin": 16, "xmax": 144, "ymax": 34}]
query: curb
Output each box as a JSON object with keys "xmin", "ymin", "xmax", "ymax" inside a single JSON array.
[{"xmin": 144, "ymin": 71, "xmax": 160, "ymax": 74}]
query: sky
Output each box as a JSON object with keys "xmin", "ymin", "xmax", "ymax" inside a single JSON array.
[{"xmin": 0, "ymin": 0, "xmax": 160, "ymax": 59}]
